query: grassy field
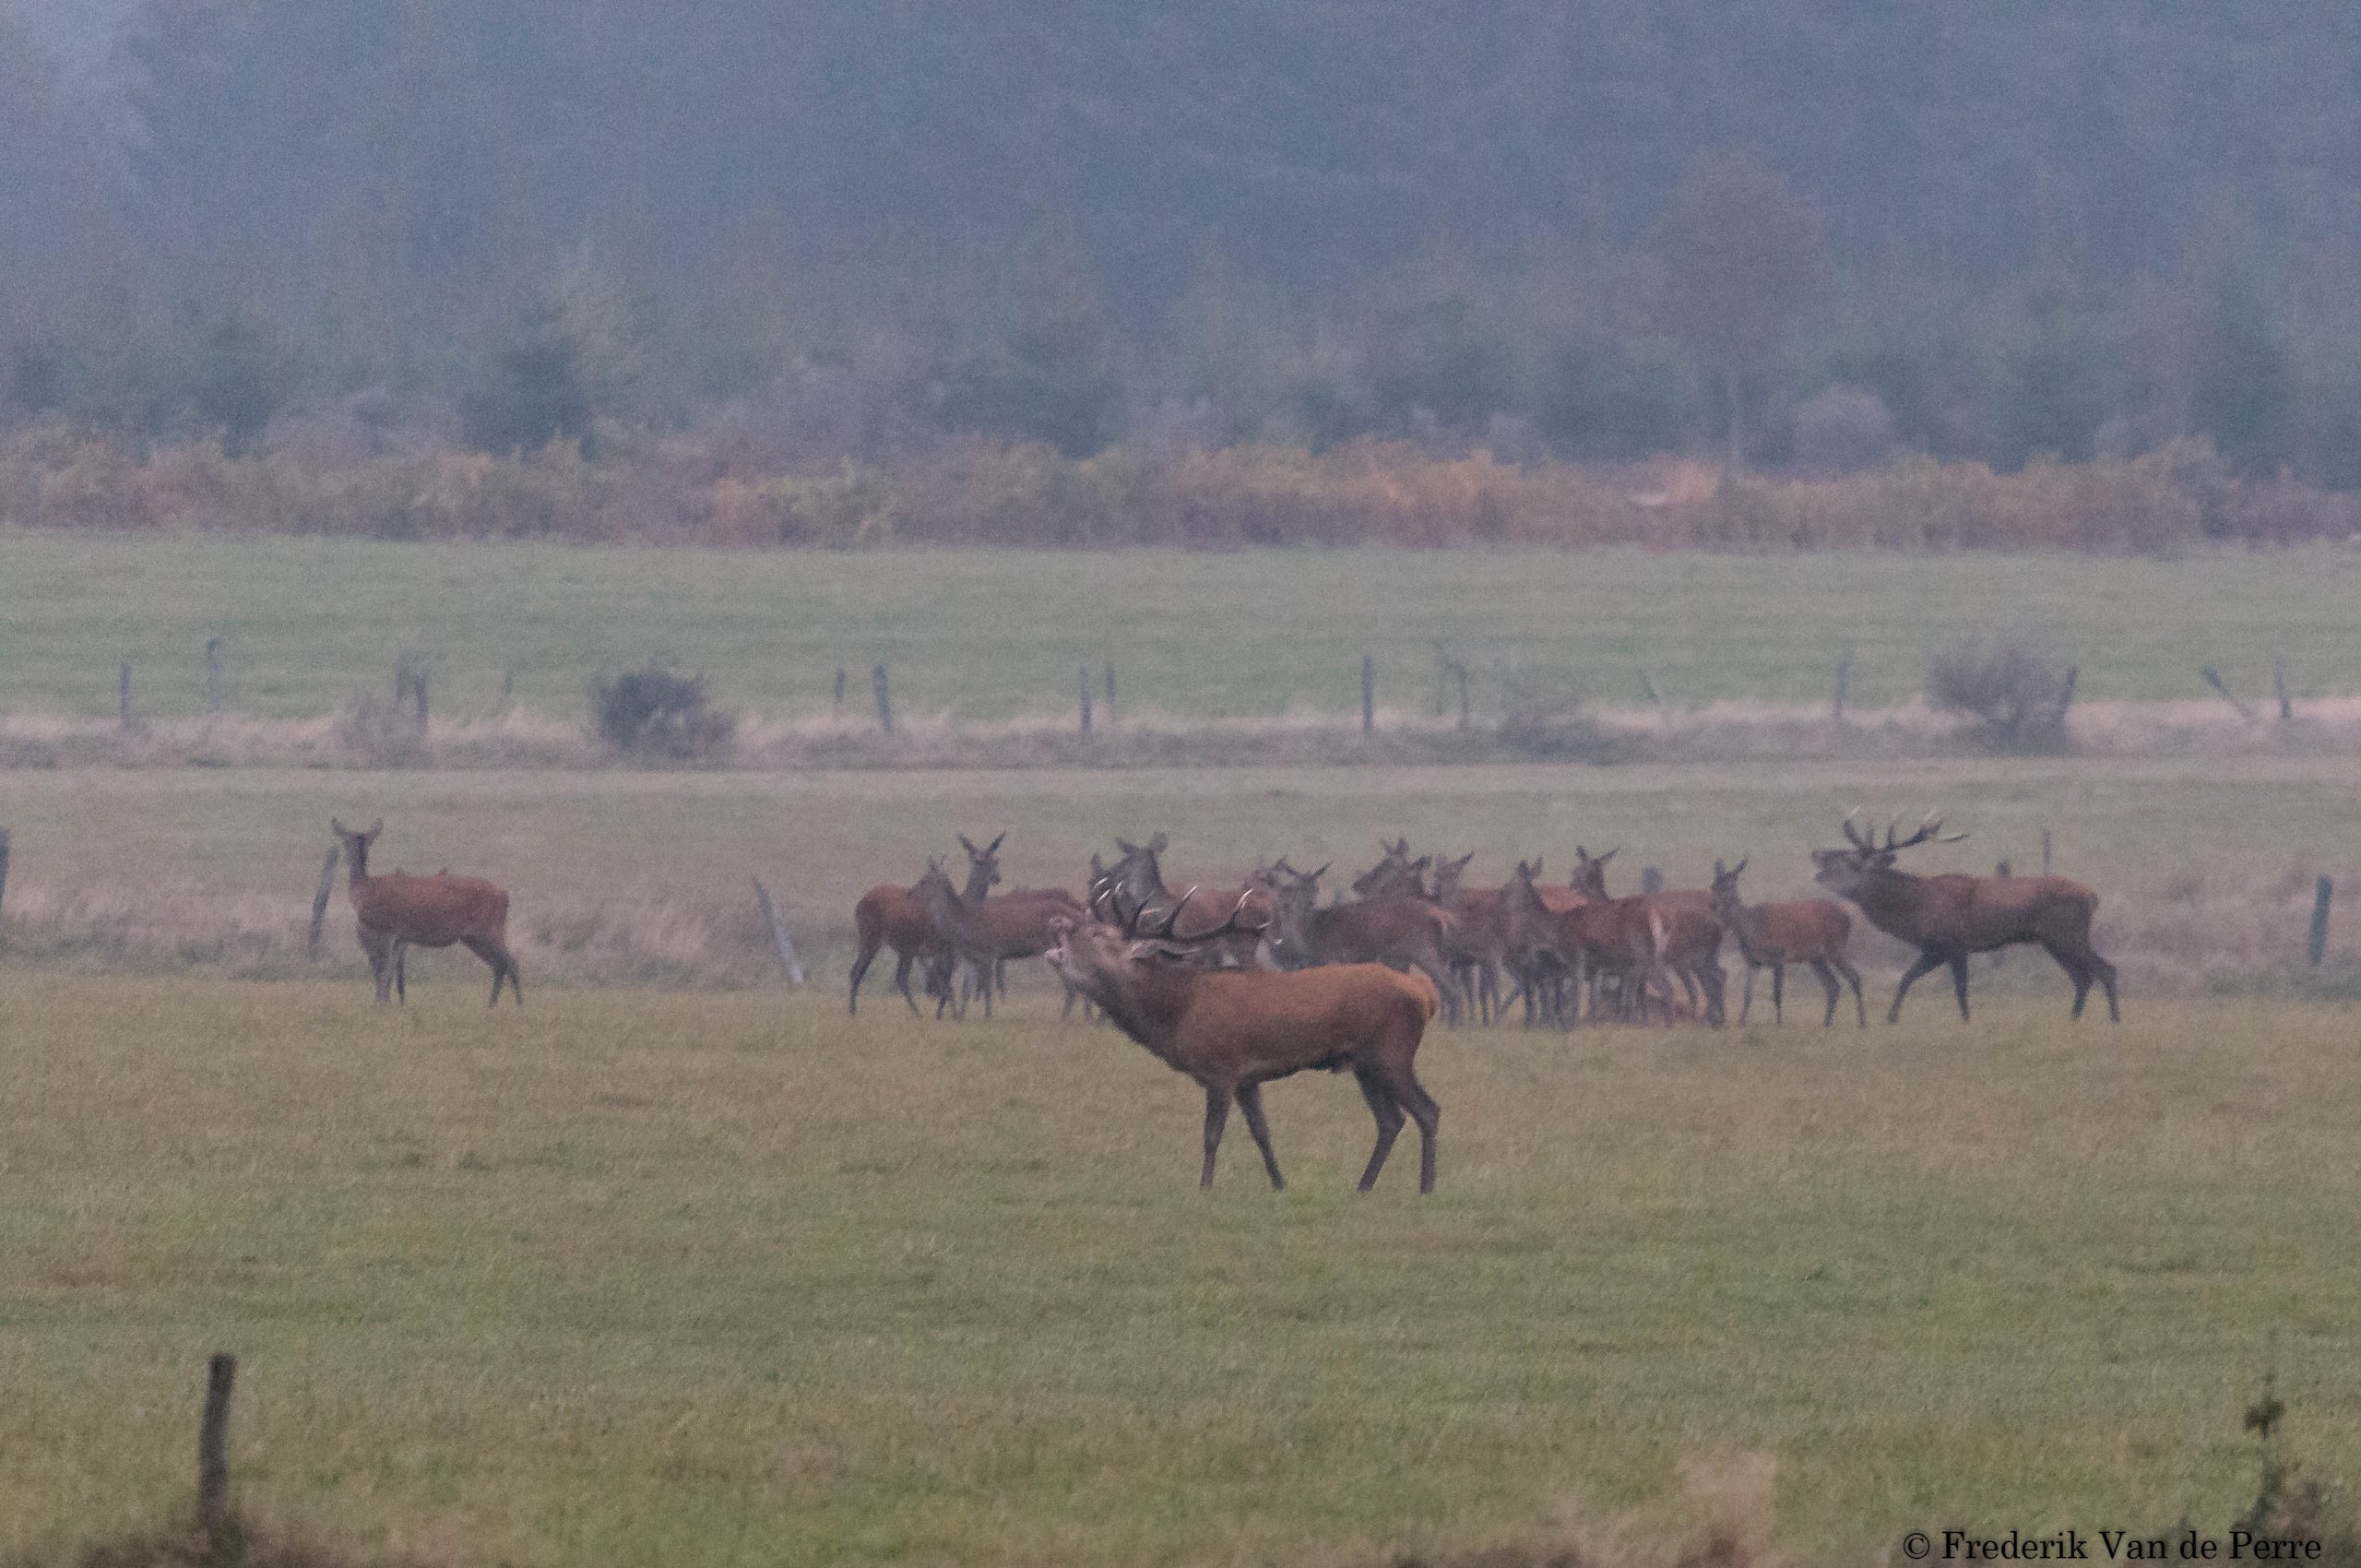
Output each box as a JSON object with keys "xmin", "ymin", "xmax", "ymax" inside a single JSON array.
[
  {"xmin": 3, "ymin": 973, "xmax": 2356, "ymax": 1565},
  {"xmin": 6, "ymin": 531, "xmax": 2361, "ymax": 721},
  {"xmin": 3, "ymin": 754, "xmax": 2358, "ymax": 995}
]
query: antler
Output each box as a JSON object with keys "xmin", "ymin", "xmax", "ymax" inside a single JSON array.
[
  {"xmin": 1840, "ymin": 808, "xmax": 1874, "ymax": 851},
  {"xmin": 1131, "ymin": 885, "xmax": 1259, "ymax": 944},
  {"xmin": 1882, "ymin": 812, "xmax": 1968, "ymax": 853}
]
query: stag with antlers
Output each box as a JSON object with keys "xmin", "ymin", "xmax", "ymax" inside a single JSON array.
[
  {"xmin": 1045, "ymin": 889, "xmax": 1442, "ymax": 1193},
  {"xmin": 1813, "ymin": 813, "xmax": 2119, "ymax": 1024}
]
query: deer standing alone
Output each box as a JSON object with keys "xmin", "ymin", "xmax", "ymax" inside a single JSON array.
[
  {"xmin": 1710, "ymin": 858, "xmax": 1865, "ymax": 1027},
  {"xmin": 329, "ymin": 819, "xmax": 519, "ymax": 1006},
  {"xmin": 1045, "ymin": 892, "xmax": 1442, "ymax": 1193},
  {"xmin": 1811, "ymin": 814, "xmax": 2119, "ymax": 1023}
]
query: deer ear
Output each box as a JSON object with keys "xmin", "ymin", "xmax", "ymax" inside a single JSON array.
[
  {"xmin": 366, "ymin": 818, "xmax": 384, "ymax": 842},
  {"xmin": 1714, "ymin": 859, "xmax": 1726, "ymax": 877},
  {"xmin": 988, "ymin": 832, "xmax": 1005, "ymax": 852},
  {"xmin": 1147, "ymin": 832, "xmax": 1168, "ymax": 854},
  {"xmin": 958, "ymin": 834, "xmax": 978, "ymax": 853},
  {"xmin": 1734, "ymin": 858, "xmax": 1747, "ymax": 877},
  {"xmin": 330, "ymin": 817, "xmax": 347, "ymax": 836}
]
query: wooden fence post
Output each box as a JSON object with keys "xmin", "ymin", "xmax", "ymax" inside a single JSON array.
[
  {"xmin": 1078, "ymin": 666, "xmax": 1093, "ymax": 737},
  {"xmin": 752, "ymin": 877, "xmax": 805, "ymax": 984},
  {"xmin": 833, "ymin": 667, "xmax": 847, "ymax": 713},
  {"xmin": 197, "ymin": 1352, "xmax": 236, "ymax": 1535},
  {"xmin": 206, "ymin": 636, "xmax": 226, "ymax": 714},
  {"xmin": 1104, "ymin": 663, "xmax": 1116, "ymax": 724},
  {"xmin": 2201, "ymin": 667, "xmax": 2257, "ymax": 722},
  {"xmin": 1454, "ymin": 662, "xmax": 1471, "ymax": 731},
  {"xmin": 0, "ymin": 826, "xmax": 11, "ymax": 950},
  {"xmin": 2275, "ymin": 657, "xmax": 2294, "ymax": 721},
  {"xmin": 1638, "ymin": 670, "xmax": 1667, "ymax": 711},
  {"xmin": 308, "ymin": 845, "xmax": 340, "ymax": 955},
  {"xmin": 2309, "ymin": 876, "xmax": 2334, "ymax": 968},
  {"xmin": 872, "ymin": 664, "xmax": 893, "ymax": 733},
  {"xmin": 120, "ymin": 661, "xmax": 134, "ymax": 730},
  {"xmin": 2041, "ymin": 829, "xmax": 2053, "ymax": 874},
  {"xmin": 395, "ymin": 653, "xmax": 430, "ymax": 726},
  {"xmin": 1361, "ymin": 655, "xmax": 1375, "ymax": 735},
  {"xmin": 499, "ymin": 669, "xmax": 516, "ymax": 715},
  {"xmin": 1833, "ymin": 647, "xmax": 1853, "ymax": 721}
]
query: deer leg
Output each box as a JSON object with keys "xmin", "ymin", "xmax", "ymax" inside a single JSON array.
[
  {"xmin": 1834, "ymin": 956, "xmax": 1868, "ymax": 1027},
  {"xmin": 1888, "ymin": 950, "xmax": 1945, "ymax": 1024},
  {"xmin": 1809, "ymin": 958, "xmax": 1841, "ymax": 1027},
  {"xmin": 460, "ymin": 936, "xmax": 509, "ymax": 1006},
  {"xmin": 1738, "ymin": 964, "xmax": 1753, "ymax": 1025},
  {"xmin": 1234, "ymin": 1083, "xmax": 1286, "ymax": 1191},
  {"xmin": 1349, "ymin": 1063, "xmax": 1406, "ymax": 1193},
  {"xmin": 364, "ymin": 933, "xmax": 395, "ymax": 1004},
  {"xmin": 848, "ymin": 938, "xmax": 879, "ymax": 1015},
  {"xmin": 1947, "ymin": 953, "xmax": 1972, "ymax": 1021},
  {"xmin": 394, "ymin": 944, "xmax": 408, "ymax": 1004},
  {"xmin": 1199, "ymin": 1083, "xmax": 1232, "ymax": 1190},
  {"xmin": 1389, "ymin": 1065, "xmax": 1442, "ymax": 1195},
  {"xmin": 1770, "ymin": 962, "xmax": 1783, "ymax": 1025},
  {"xmin": 976, "ymin": 957, "xmax": 994, "ymax": 1020},
  {"xmin": 2089, "ymin": 949, "xmax": 2120, "ymax": 1023},
  {"xmin": 892, "ymin": 951, "xmax": 921, "ymax": 1016}
]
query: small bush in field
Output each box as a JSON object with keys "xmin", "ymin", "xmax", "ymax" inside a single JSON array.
[
  {"xmin": 590, "ymin": 666, "xmax": 735, "ymax": 762},
  {"xmin": 1497, "ymin": 672, "xmax": 1618, "ymax": 762},
  {"xmin": 1928, "ymin": 635, "xmax": 2076, "ymax": 752}
]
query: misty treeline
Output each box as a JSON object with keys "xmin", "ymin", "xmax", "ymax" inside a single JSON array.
[{"xmin": 6, "ymin": 1, "xmax": 2361, "ymax": 504}]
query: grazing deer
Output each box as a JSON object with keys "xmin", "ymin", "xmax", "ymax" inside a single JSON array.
[
  {"xmin": 329, "ymin": 819, "xmax": 519, "ymax": 1006},
  {"xmin": 1352, "ymin": 838, "xmax": 1431, "ymax": 899},
  {"xmin": 913, "ymin": 860, "xmax": 1084, "ymax": 1020},
  {"xmin": 1264, "ymin": 864, "xmax": 1462, "ymax": 1024},
  {"xmin": 1100, "ymin": 834, "xmax": 1275, "ymax": 967},
  {"xmin": 1710, "ymin": 859, "xmax": 1865, "ymax": 1028},
  {"xmin": 848, "ymin": 832, "xmax": 1001, "ymax": 1015},
  {"xmin": 1812, "ymin": 813, "xmax": 2119, "ymax": 1023},
  {"xmin": 1044, "ymin": 893, "xmax": 1442, "ymax": 1192}
]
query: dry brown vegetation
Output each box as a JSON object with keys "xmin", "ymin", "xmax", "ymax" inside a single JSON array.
[
  {"xmin": 11, "ymin": 695, "xmax": 2361, "ymax": 774},
  {"xmin": 6, "ymin": 422, "xmax": 2357, "ymax": 552}
]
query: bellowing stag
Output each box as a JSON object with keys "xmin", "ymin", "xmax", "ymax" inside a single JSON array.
[
  {"xmin": 329, "ymin": 818, "xmax": 519, "ymax": 1006},
  {"xmin": 1710, "ymin": 858, "xmax": 1865, "ymax": 1027},
  {"xmin": 1044, "ymin": 892, "xmax": 1442, "ymax": 1192},
  {"xmin": 1811, "ymin": 813, "xmax": 2119, "ymax": 1023}
]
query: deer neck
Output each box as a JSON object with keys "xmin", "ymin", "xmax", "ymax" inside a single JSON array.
[
  {"xmin": 1850, "ymin": 868, "xmax": 1928, "ymax": 941},
  {"xmin": 1718, "ymin": 900, "xmax": 1767, "ymax": 964},
  {"xmin": 344, "ymin": 844, "xmax": 372, "ymax": 890},
  {"xmin": 960, "ymin": 861, "xmax": 995, "ymax": 901}
]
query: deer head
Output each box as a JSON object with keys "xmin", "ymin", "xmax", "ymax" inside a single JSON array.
[
  {"xmin": 1811, "ymin": 811, "xmax": 1966, "ymax": 898},
  {"xmin": 957, "ymin": 832, "xmax": 1006, "ymax": 893},
  {"xmin": 1710, "ymin": 857, "xmax": 1749, "ymax": 916},
  {"xmin": 1570, "ymin": 845, "xmax": 1618, "ymax": 898},
  {"xmin": 329, "ymin": 817, "xmax": 385, "ymax": 875},
  {"xmin": 1430, "ymin": 851, "xmax": 1477, "ymax": 901}
]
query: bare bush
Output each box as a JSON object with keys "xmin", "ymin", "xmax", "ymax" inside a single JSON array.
[
  {"xmin": 1497, "ymin": 672, "xmax": 1618, "ymax": 762},
  {"xmin": 590, "ymin": 667, "xmax": 736, "ymax": 762},
  {"xmin": 1928, "ymin": 635, "xmax": 2077, "ymax": 752}
]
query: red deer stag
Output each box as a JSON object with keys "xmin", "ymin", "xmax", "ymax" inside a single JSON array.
[
  {"xmin": 1044, "ymin": 892, "xmax": 1442, "ymax": 1192},
  {"xmin": 1710, "ymin": 859, "xmax": 1865, "ymax": 1028},
  {"xmin": 329, "ymin": 818, "xmax": 518, "ymax": 1006},
  {"xmin": 848, "ymin": 833, "xmax": 1000, "ymax": 1015},
  {"xmin": 1811, "ymin": 813, "xmax": 2119, "ymax": 1023},
  {"xmin": 913, "ymin": 859, "xmax": 1085, "ymax": 1020},
  {"xmin": 1265, "ymin": 864, "xmax": 1461, "ymax": 1024}
]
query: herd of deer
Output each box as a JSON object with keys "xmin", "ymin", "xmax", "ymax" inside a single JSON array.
[
  {"xmin": 321, "ymin": 810, "xmax": 2118, "ymax": 1194},
  {"xmin": 841, "ymin": 812, "xmax": 2118, "ymax": 1192}
]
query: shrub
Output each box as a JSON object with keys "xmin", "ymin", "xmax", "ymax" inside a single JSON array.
[
  {"xmin": 1496, "ymin": 671, "xmax": 1618, "ymax": 762},
  {"xmin": 1928, "ymin": 634, "xmax": 2077, "ymax": 752},
  {"xmin": 590, "ymin": 666, "xmax": 735, "ymax": 762},
  {"xmin": 1792, "ymin": 384, "xmax": 1896, "ymax": 473}
]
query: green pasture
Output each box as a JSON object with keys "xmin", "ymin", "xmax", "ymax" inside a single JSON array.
[
  {"xmin": 4, "ymin": 531, "xmax": 2359, "ymax": 720},
  {"xmin": 1, "ymin": 976, "xmax": 2355, "ymax": 1564}
]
